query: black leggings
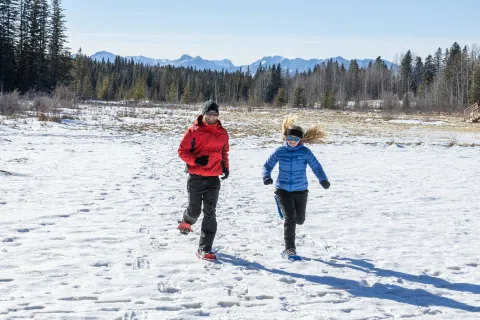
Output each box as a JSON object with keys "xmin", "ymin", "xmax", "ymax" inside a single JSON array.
[
  {"xmin": 275, "ymin": 188, "xmax": 308, "ymax": 250},
  {"xmin": 183, "ymin": 174, "xmax": 220, "ymax": 252}
]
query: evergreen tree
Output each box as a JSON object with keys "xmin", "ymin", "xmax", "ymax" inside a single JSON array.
[
  {"xmin": 274, "ymin": 87, "xmax": 287, "ymax": 107},
  {"xmin": 81, "ymin": 71, "xmax": 93, "ymax": 99},
  {"xmin": 400, "ymin": 50, "xmax": 413, "ymax": 95},
  {"xmin": 412, "ymin": 56, "xmax": 423, "ymax": 95},
  {"xmin": 72, "ymin": 48, "xmax": 86, "ymax": 98},
  {"xmin": 15, "ymin": 0, "xmax": 32, "ymax": 91},
  {"xmin": 0, "ymin": 0, "xmax": 19, "ymax": 92},
  {"xmin": 322, "ymin": 90, "xmax": 336, "ymax": 109},
  {"xmin": 469, "ymin": 63, "xmax": 480, "ymax": 104},
  {"xmin": 423, "ymin": 54, "xmax": 436, "ymax": 86},
  {"xmin": 346, "ymin": 59, "xmax": 361, "ymax": 100},
  {"xmin": 293, "ymin": 85, "xmax": 306, "ymax": 107},
  {"xmin": 27, "ymin": 0, "xmax": 50, "ymax": 91},
  {"xmin": 48, "ymin": 0, "xmax": 69, "ymax": 87},
  {"xmin": 434, "ymin": 47, "xmax": 443, "ymax": 74},
  {"xmin": 167, "ymin": 82, "xmax": 177, "ymax": 103},
  {"xmin": 131, "ymin": 76, "xmax": 145, "ymax": 100},
  {"xmin": 181, "ymin": 83, "xmax": 193, "ymax": 104},
  {"xmin": 265, "ymin": 64, "xmax": 277, "ymax": 103}
]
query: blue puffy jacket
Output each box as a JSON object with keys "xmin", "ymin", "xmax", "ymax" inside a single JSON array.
[{"xmin": 263, "ymin": 142, "xmax": 328, "ymax": 192}]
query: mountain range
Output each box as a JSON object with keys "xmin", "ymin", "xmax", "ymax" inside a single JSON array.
[{"xmin": 89, "ymin": 51, "xmax": 396, "ymax": 74}]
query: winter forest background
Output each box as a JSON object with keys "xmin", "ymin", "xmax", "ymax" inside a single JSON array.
[{"xmin": 1, "ymin": 0, "xmax": 480, "ymax": 115}]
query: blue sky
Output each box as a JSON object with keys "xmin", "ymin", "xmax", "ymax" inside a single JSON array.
[{"xmin": 64, "ymin": 0, "xmax": 479, "ymax": 65}]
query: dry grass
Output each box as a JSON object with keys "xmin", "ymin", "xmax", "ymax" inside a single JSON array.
[
  {"xmin": 108, "ymin": 105, "xmax": 480, "ymax": 147},
  {"xmin": 38, "ymin": 113, "xmax": 61, "ymax": 123}
]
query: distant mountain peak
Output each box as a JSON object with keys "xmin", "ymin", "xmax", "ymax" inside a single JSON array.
[{"xmin": 87, "ymin": 51, "xmax": 396, "ymax": 74}]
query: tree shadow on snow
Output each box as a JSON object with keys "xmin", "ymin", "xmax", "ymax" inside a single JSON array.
[
  {"xmin": 217, "ymin": 253, "xmax": 480, "ymax": 313},
  {"xmin": 314, "ymin": 257, "xmax": 480, "ymax": 295}
]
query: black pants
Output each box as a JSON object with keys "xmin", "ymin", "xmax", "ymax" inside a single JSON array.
[
  {"xmin": 183, "ymin": 174, "xmax": 220, "ymax": 252},
  {"xmin": 275, "ymin": 188, "xmax": 308, "ymax": 250}
]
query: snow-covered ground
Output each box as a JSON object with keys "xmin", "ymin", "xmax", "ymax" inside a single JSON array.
[{"xmin": 1, "ymin": 106, "xmax": 479, "ymax": 319}]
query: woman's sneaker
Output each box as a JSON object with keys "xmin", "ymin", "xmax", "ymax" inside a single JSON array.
[{"xmin": 196, "ymin": 249, "xmax": 217, "ymax": 260}]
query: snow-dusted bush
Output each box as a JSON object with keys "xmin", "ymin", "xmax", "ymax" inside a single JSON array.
[{"xmin": 0, "ymin": 90, "xmax": 24, "ymax": 116}]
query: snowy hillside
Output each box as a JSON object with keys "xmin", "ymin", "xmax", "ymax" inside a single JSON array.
[{"xmin": 1, "ymin": 105, "xmax": 479, "ymax": 319}]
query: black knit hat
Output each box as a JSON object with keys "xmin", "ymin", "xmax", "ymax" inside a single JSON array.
[
  {"xmin": 201, "ymin": 100, "xmax": 219, "ymax": 115},
  {"xmin": 286, "ymin": 126, "xmax": 303, "ymax": 139}
]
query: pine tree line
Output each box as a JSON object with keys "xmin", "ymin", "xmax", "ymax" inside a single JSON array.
[
  {"xmin": 70, "ymin": 42, "xmax": 480, "ymax": 112},
  {"xmin": 0, "ymin": 0, "xmax": 71, "ymax": 93}
]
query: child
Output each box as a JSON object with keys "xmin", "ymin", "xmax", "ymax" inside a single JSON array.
[{"xmin": 262, "ymin": 115, "xmax": 330, "ymax": 259}]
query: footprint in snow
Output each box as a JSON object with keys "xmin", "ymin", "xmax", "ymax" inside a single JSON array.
[
  {"xmin": 138, "ymin": 227, "xmax": 149, "ymax": 234},
  {"xmin": 278, "ymin": 276, "xmax": 296, "ymax": 284},
  {"xmin": 182, "ymin": 302, "xmax": 203, "ymax": 309},
  {"xmin": 150, "ymin": 240, "xmax": 168, "ymax": 249},
  {"xmin": 157, "ymin": 282, "xmax": 180, "ymax": 294},
  {"xmin": 134, "ymin": 256, "xmax": 150, "ymax": 269},
  {"xmin": 91, "ymin": 262, "xmax": 109, "ymax": 268},
  {"xmin": 447, "ymin": 266, "xmax": 461, "ymax": 271},
  {"xmin": 122, "ymin": 310, "xmax": 147, "ymax": 320}
]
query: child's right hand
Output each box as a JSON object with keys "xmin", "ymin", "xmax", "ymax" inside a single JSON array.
[{"xmin": 263, "ymin": 178, "xmax": 273, "ymax": 185}]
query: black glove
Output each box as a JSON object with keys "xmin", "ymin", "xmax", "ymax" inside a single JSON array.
[
  {"xmin": 194, "ymin": 155, "xmax": 209, "ymax": 166},
  {"xmin": 221, "ymin": 167, "xmax": 229, "ymax": 180},
  {"xmin": 320, "ymin": 180, "xmax": 330, "ymax": 189},
  {"xmin": 263, "ymin": 177, "xmax": 273, "ymax": 185}
]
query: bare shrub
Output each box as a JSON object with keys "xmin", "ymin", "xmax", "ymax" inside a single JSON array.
[
  {"xmin": 33, "ymin": 96, "xmax": 54, "ymax": 113},
  {"xmin": 0, "ymin": 90, "xmax": 24, "ymax": 116},
  {"xmin": 52, "ymin": 85, "xmax": 75, "ymax": 109},
  {"xmin": 381, "ymin": 93, "xmax": 402, "ymax": 114}
]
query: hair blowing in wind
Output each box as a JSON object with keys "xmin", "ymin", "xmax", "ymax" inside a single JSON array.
[{"xmin": 282, "ymin": 114, "xmax": 327, "ymax": 144}]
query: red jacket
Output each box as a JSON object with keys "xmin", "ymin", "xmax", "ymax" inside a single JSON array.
[{"xmin": 178, "ymin": 115, "xmax": 229, "ymax": 176}]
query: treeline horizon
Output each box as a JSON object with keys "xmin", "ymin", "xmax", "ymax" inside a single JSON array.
[
  {"xmin": 1, "ymin": 0, "xmax": 479, "ymax": 113},
  {"xmin": 53, "ymin": 42, "xmax": 480, "ymax": 113}
]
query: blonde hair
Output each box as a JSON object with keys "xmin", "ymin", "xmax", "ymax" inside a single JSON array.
[{"xmin": 282, "ymin": 114, "xmax": 327, "ymax": 144}]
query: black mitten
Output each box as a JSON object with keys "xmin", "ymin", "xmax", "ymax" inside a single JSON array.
[
  {"xmin": 320, "ymin": 180, "xmax": 330, "ymax": 189},
  {"xmin": 263, "ymin": 177, "xmax": 273, "ymax": 185},
  {"xmin": 221, "ymin": 167, "xmax": 229, "ymax": 180}
]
